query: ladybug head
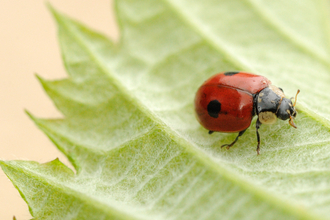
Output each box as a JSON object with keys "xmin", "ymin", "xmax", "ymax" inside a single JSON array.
[{"xmin": 276, "ymin": 90, "xmax": 300, "ymax": 128}]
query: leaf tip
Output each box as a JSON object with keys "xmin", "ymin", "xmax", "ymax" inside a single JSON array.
[
  {"xmin": 46, "ymin": 2, "xmax": 67, "ymax": 26},
  {"xmin": 46, "ymin": 2, "xmax": 59, "ymax": 18},
  {"xmin": 24, "ymin": 110, "xmax": 44, "ymax": 130},
  {"xmin": 0, "ymin": 160, "xmax": 6, "ymax": 168},
  {"xmin": 35, "ymin": 73, "xmax": 45, "ymax": 83},
  {"xmin": 24, "ymin": 109, "xmax": 36, "ymax": 121},
  {"xmin": 35, "ymin": 74, "xmax": 52, "ymax": 94},
  {"xmin": 0, "ymin": 160, "xmax": 18, "ymax": 175}
]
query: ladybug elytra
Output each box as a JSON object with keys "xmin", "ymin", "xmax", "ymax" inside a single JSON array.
[{"xmin": 194, "ymin": 71, "xmax": 299, "ymax": 155}]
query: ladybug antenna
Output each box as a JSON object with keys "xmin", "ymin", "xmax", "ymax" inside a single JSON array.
[
  {"xmin": 293, "ymin": 89, "xmax": 300, "ymax": 107},
  {"xmin": 289, "ymin": 89, "xmax": 300, "ymax": 129}
]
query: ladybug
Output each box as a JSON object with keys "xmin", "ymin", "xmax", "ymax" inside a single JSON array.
[{"xmin": 194, "ymin": 71, "xmax": 300, "ymax": 155}]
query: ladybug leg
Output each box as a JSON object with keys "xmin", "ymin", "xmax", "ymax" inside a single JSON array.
[
  {"xmin": 221, "ymin": 129, "xmax": 247, "ymax": 150},
  {"xmin": 256, "ymin": 119, "xmax": 262, "ymax": 155},
  {"xmin": 209, "ymin": 130, "xmax": 214, "ymax": 134}
]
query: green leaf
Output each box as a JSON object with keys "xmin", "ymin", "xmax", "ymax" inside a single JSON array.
[{"xmin": 2, "ymin": 0, "xmax": 330, "ymax": 219}]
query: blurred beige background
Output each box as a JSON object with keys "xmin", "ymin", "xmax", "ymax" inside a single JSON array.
[{"xmin": 0, "ymin": 1, "xmax": 118, "ymax": 219}]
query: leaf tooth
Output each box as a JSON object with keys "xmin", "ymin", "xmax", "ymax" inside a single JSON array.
[
  {"xmin": 0, "ymin": 160, "xmax": 141, "ymax": 220},
  {"xmin": 0, "ymin": 159, "xmax": 75, "ymax": 216},
  {"xmin": 36, "ymin": 74, "xmax": 119, "ymax": 116},
  {"xmin": 36, "ymin": 75, "xmax": 76, "ymax": 116},
  {"xmin": 25, "ymin": 112, "xmax": 81, "ymax": 172},
  {"xmin": 26, "ymin": 111, "xmax": 158, "ymax": 177},
  {"xmin": 50, "ymin": 4, "xmax": 118, "ymax": 82}
]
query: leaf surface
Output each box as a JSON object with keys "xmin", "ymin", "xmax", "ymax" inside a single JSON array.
[{"xmin": 2, "ymin": 0, "xmax": 330, "ymax": 219}]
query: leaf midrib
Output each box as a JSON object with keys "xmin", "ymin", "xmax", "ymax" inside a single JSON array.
[{"xmin": 51, "ymin": 4, "xmax": 325, "ymax": 219}]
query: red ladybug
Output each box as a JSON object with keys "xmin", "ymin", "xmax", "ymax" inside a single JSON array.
[{"xmin": 194, "ymin": 71, "xmax": 300, "ymax": 155}]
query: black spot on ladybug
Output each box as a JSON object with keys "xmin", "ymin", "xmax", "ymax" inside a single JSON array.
[
  {"xmin": 224, "ymin": 71, "xmax": 239, "ymax": 76},
  {"xmin": 207, "ymin": 100, "xmax": 221, "ymax": 118}
]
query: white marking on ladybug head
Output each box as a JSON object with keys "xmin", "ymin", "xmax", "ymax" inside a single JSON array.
[{"xmin": 259, "ymin": 111, "xmax": 277, "ymax": 124}]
